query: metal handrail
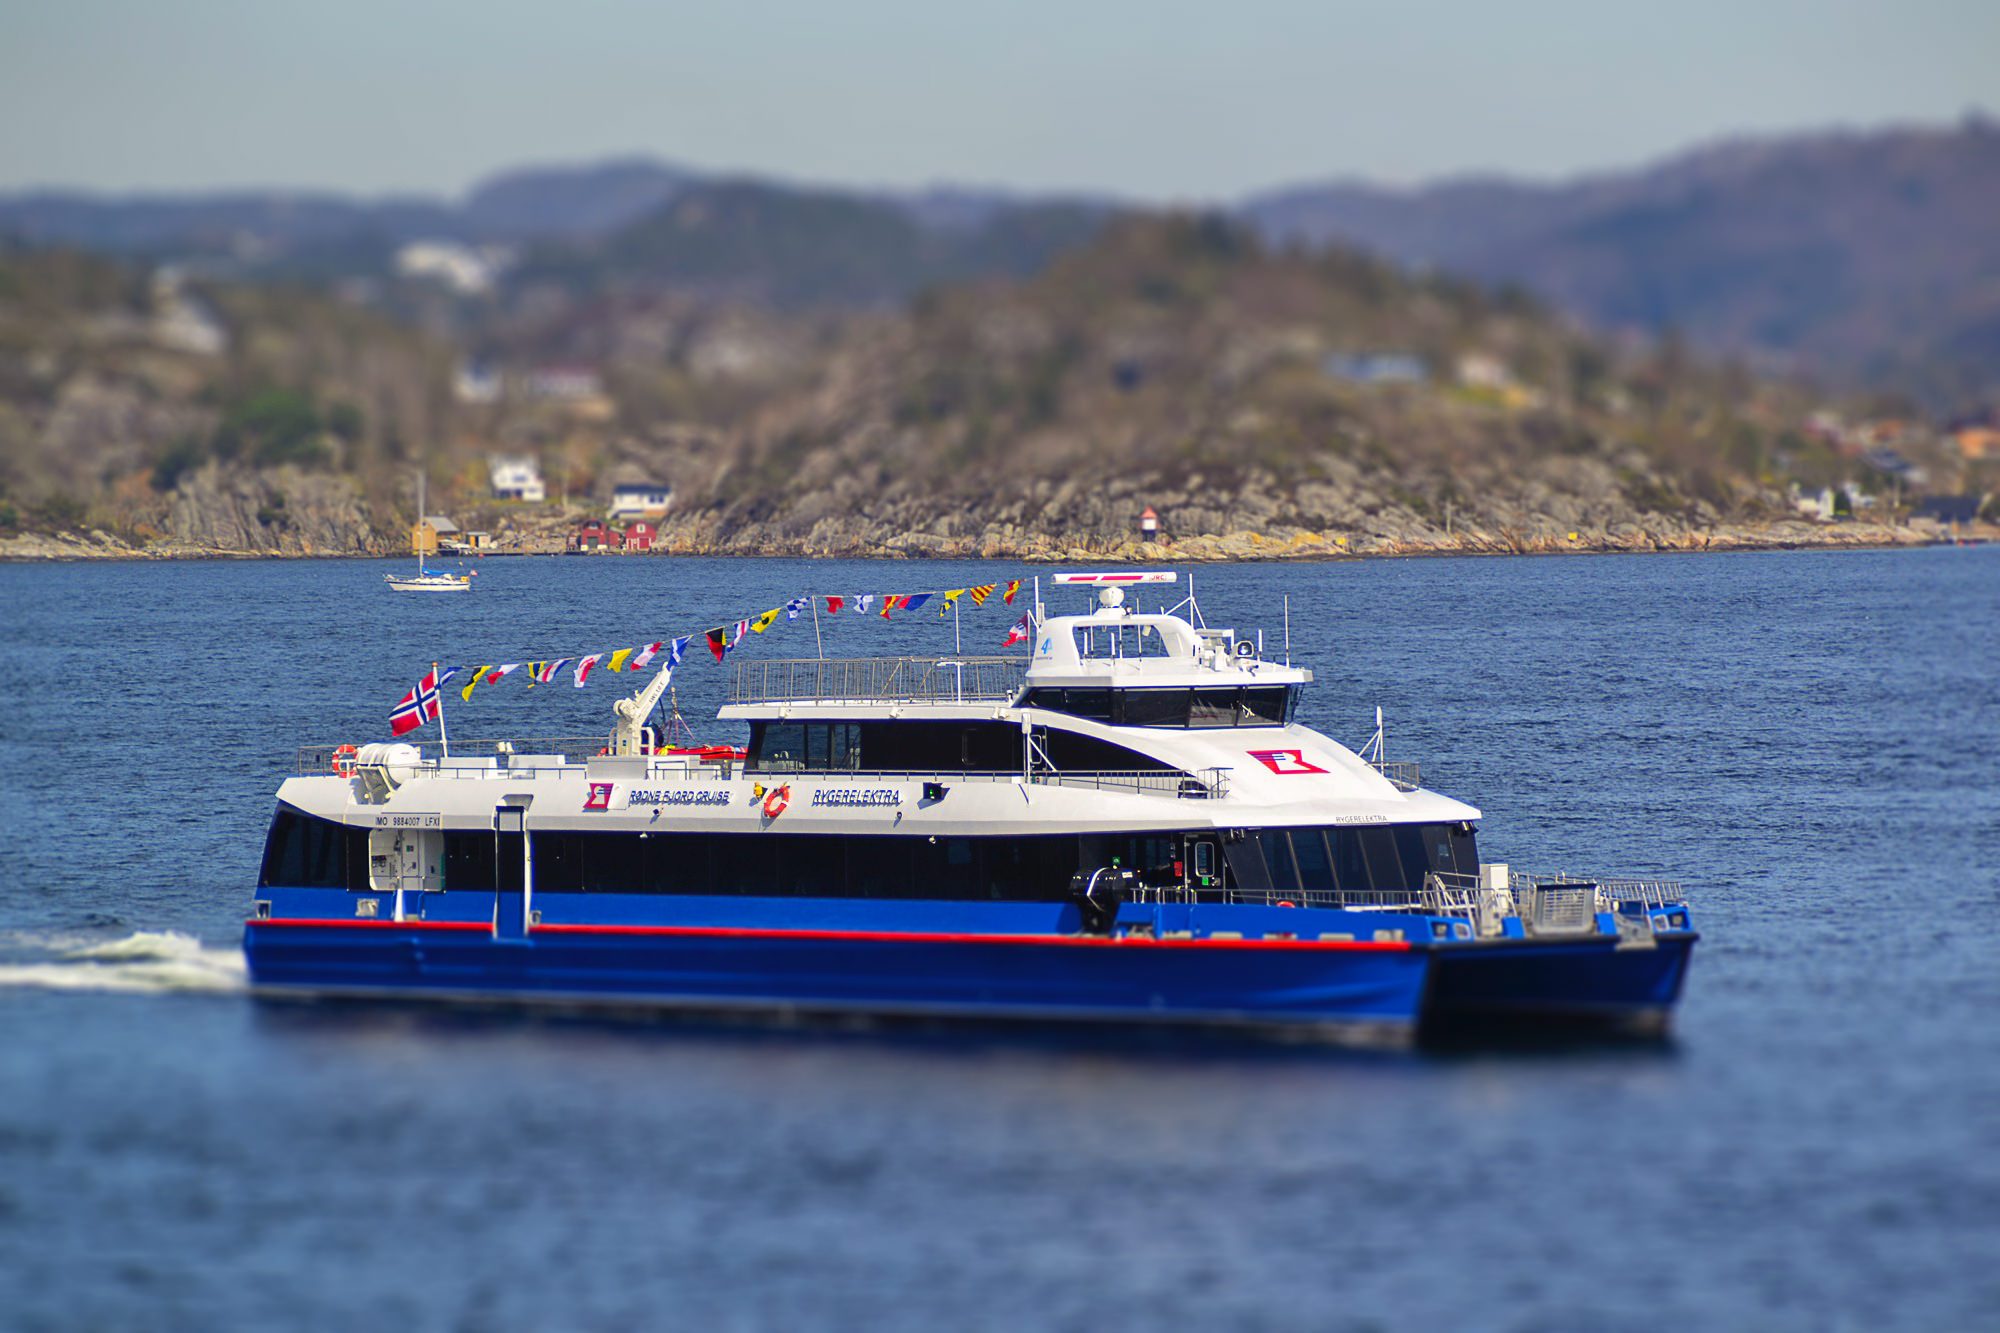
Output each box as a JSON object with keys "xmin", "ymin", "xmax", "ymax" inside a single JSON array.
[
  {"xmin": 728, "ymin": 656, "xmax": 1029, "ymax": 705},
  {"xmin": 298, "ymin": 739, "xmax": 1229, "ymax": 799},
  {"xmin": 1369, "ymin": 760, "xmax": 1421, "ymax": 791}
]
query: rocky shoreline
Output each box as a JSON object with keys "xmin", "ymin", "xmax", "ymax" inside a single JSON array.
[{"xmin": 2, "ymin": 514, "xmax": 1978, "ymax": 563}]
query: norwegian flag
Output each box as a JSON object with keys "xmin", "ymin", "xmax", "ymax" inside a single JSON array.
[
  {"xmin": 1002, "ymin": 612, "xmax": 1033, "ymax": 648},
  {"xmin": 390, "ymin": 668, "xmax": 443, "ymax": 737}
]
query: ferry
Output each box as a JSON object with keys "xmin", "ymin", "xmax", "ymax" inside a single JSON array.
[{"xmin": 244, "ymin": 574, "xmax": 1696, "ymax": 1043}]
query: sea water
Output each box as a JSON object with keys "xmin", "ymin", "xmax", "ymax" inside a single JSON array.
[{"xmin": 0, "ymin": 549, "xmax": 1994, "ymax": 1330}]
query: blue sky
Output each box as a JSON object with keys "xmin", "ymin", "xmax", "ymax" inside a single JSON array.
[{"xmin": 3, "ymin": 0, "xmax": 1993, "ymax": 198}]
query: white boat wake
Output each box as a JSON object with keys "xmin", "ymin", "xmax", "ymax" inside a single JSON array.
[{"xmin": 0, "ymin": 930, "xmax": 248, "ymax": 994}]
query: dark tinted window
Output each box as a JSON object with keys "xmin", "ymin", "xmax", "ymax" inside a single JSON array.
[
  {"xmin": 1238, "ymin": 687, "xmax": 1296, "ymax": 726},
  {"xmin": 444, "ymin": 832, "xmax": 496, "ymax": 892},
  {"xmin": 755, "ymin": 722, "xmax": 807, "ymax": 771},
  {"xmin": 1290, "ymin": 829, "xmax": 1335, "ymax": 893},
  {"xmin": 1023, "ymin": 688, "xmax": 1113, "ymax": 722},
  {"xmin": 749, "ymin": 720, "xmax": 1019, "ymax": 773},
  {"xmin": 1038, "ymin": 728, "xmax": 1173, "ymax": 771},
  {"xmin": 1259, "ymin": 830, "xmax": 1299, "ymax": 894},
  {"xmin": 1239, "ymin": 823, "xmax": 1480, "ymax": 896},
  {"xmin": 1356, "ymin": 828, "xmax": 1405, "ymax": 891},
  {"xmin": 1027, "ymin": 686, "xmax": 1296, "ymax": 728},
  {"xmin": 1120, "ymin": 689, "xmax": 1190, "ymax": 727},
  {"xmin": 257, "ymin": 805, "xmax": 353, "ymax": 889},
  {"xmin": 1189, "ymin": 689, "xmax": 1238, "ymax": 727}
]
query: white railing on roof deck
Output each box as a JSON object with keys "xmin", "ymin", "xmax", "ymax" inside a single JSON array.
[
  {"xmin": 728, "ymin": 656, "xmax": 1029, "ymax": 705},
  {"xmin": 297, "ymin": 741, "xmax": 1232, "ymax": 800}
]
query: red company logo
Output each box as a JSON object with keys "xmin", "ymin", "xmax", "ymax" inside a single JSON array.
[
  {"xmin": 583, "ymin": 782, "xmax": 615, "ymax": 811},
  {"xmin": 1247, "ymin": 749, "xmax": 1330, "ymax": 776}
]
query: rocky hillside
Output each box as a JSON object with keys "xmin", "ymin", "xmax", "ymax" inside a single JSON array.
[{"xmin": 1, "ymin": 219, "xmax": 1987, "ymax": 561}]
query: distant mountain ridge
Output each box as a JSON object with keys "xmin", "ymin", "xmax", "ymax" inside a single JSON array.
[
  {"xmin": 0, "ymin": 157, "xmax": 1108, "ymax": 253},
  {"xmin": 1244, "ymin": 117, "xmax": 2000, "ymax": 402},
  {"xmin": 4, "ymin": 119, "xmax": 1996, "ymax": 398}
]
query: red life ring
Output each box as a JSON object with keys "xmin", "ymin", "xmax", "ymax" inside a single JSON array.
[
  {"xmin": 330, "ymin": 744, "xmax": 359, "ymax": 776},
  {"xmin": 762, "ymin": 785, "xmax": 791, "ymax": 819}
]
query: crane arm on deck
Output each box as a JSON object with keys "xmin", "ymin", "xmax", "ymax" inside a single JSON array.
[{"xmin": 611, "ymin": 665, "xmax": 676, "ymax": 756}]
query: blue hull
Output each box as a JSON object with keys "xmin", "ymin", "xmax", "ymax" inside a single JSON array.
[
  {"xmin": 1423, "ymin": 933, "xmax": 1698, "ymax": 1036},
  {"xmin": 244, "ymin": 917, "xmax": 1431, "ymax": 1043}
]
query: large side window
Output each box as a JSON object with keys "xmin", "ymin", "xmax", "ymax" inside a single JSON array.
[
  {"xmin": 1039, "ymin": 728, "xmax": 1173, "ymax": 772},
  {"xmin": 1290, "ymin": 829, "xmax": 1336, "ymax": 893},
  {"xmin": 1238, "ymin": 687, "xmax": 1295, "ymax": 726},
  {"xmin": 1357, "ymin": 828, "xmax": 1410, "ymax": 892},
  {"xmin": 1117, "ymin": 690, "xmax": 1189, "ymax": 727},
  {"xmin": 752, "ymin": 722, "xmax": 807, "ymax": 771},
  {"xmin": 257, "ymin": 805, "xmax": 350, "ymax": 889},
  {"xmin": 443, "ymin": 832, "xmax": 496, "ymax": 892},
  {"xmin": 1259, "ymin": 831, "xmax": 1300, "ymax": 894}
]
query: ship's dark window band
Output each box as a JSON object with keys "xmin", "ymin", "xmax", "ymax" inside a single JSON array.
[
  {"xmin": 257, "ymin": 805, "xmax": 368, "ymax": 891},
  {"xmin": 1023, "ymin": 686, "xmax": 1297, "ymax": 728},
  {"xmin": 261, "ymin": 808, "xmax": 1477, "ymax": 904},
  {"xmin": 435, "ymin": 823, "xmax": 1472, "ymax": 901},
  {"xmin": 517, "ymin": 831, "xmax": 1124, "ymax": 901}
]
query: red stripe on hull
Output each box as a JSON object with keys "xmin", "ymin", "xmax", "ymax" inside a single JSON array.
[{"xmin": 248, "ymin": 918, "xmax": 1412, "ymax": 952}]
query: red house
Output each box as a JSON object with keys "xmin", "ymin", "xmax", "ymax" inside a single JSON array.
[
  {"xmin": 621, "ymin": 519, "xmax": 656, "ymax": 553},
  {"xmin": 575, "ymin": 517, "xmax": 611, "ymax": 552}
]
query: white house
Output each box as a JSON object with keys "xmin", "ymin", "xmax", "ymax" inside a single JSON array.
[
  {"xmin": 395, "ymin": 240, "xmax": 499, "ymax": 296},
  {"xmin": 455, "ymin": 358, "xmax": 501, "ymax": 405},
  {"xmin": 610, "ymin": 482, "xmax": 673, "ymax": 520},
  {"xmin": 488, "ymin": 455, "xmax": 546, "ymax": 503}
]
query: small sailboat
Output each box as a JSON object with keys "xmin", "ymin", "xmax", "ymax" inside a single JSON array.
[{"xmin": 386, "ymin": 472, "xmax": 474, "ymax": 592}]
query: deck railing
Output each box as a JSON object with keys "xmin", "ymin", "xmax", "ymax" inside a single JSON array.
[
  {"xmin": 1219, "ymin": 868, "xmax": 1687, "ymax": 926},
  {"xmin": 1368, "ymin": 760, "xmax": 1422, "ymax": 791},
  {"xmin": 728, "ymin": 656, "xmax": 1028, "ymax": 705},
  {"xmin": 297, "ymin": 739, "xmax": 1229, "ymax": 800}
]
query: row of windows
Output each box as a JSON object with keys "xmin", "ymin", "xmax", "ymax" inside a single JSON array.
[
  {"xmin": 446, "ymin": 830, "xmax": 1186, "ymax": 901},
  {"xmin": 1222, "ymin": 824, "xmax": 1480, "ymax": 897},
  {"xmin": 751, "ymin": 720, "xmax": 1022, "ymax": 773},
  {"xmin": 1021, "ymin": 686, "xmax": 1297, "ymax": 729},
  {"xmin": 748, "ymin": 720, "xmax": 1172, "ymax": 775}
]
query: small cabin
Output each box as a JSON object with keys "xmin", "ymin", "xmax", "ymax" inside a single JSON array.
[
  {"xmin": 1139, "ymin": 506, "xmax": 1160, "ymax": 537},
  {"xmin": 621, "ymin": 519, "xmax": 656, "ymax": 552},
  {"xmin": 575, "ymin": 517, "xmax": 612, "ymax": 552},
  {"xmin": 412, "ymin": 514, "xmax": 459, "ymax": 556}
]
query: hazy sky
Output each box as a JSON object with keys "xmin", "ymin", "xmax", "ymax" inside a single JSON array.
[{"xmin": 3, "ymin": 0, "xmax": 1993, "ymax": 199}]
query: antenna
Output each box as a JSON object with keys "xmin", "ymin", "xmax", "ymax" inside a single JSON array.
[
  {"xmin": 810, "ymin": 591, "xmax": 824, "ymax": 659},
  {"xmin": 1283, "ymin": 594, "xmax": 1290, "ymax": 666}
]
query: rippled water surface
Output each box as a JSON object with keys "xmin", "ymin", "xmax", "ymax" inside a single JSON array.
[{"xmin": 1, "ymin": 549, "xmax": 1995, "ymax": 1330}]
